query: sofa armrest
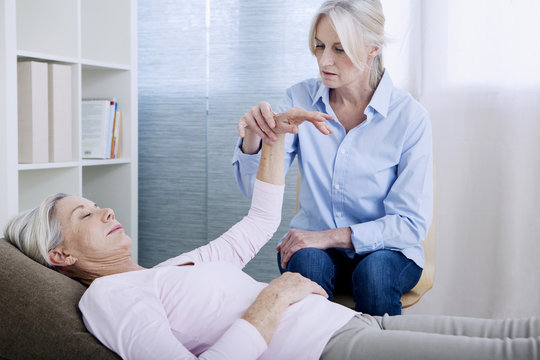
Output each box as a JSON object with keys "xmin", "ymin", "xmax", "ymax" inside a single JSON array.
[{"xmin": 0, "ymin": 238, "xmax": 120, "ymax": 359}]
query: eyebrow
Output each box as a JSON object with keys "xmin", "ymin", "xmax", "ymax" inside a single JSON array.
[
  {"xmin": 314, "ymin": 37, "xmax": 342, "ymax": 46},
  {"xmin": 70, "ymin": 203, "xmax": 98, "ymax": 216},
  {"xmin": 71, "ymin": 205, "xmax": 84, "ymax": 216}
]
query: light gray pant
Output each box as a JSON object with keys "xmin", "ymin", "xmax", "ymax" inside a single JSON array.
[{"xmin": 321, "ymin": 314, "xmax": 540, "ymax": 360}]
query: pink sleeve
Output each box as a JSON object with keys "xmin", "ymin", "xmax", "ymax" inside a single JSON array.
[
  {"xmin": 200, "ymin": 320, "xmax": 267, "ymax": 359},
  {"xmin": 80, "ymin": 280, "xmax": 268, "ymax": 360},
  {"xmin": 158, "ymin": 179, "xmax": 284, "ymax": 268}
]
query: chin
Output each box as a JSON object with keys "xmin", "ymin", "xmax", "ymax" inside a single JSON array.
[
  {"xmin": 320, "ymin": 78, "xmax": 339, "ymax": 89},
  {"xmin": 118, "ymin": 234, "xmax": 132, "ymax": 248}
]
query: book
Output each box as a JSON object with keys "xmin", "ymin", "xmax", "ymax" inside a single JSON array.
[
  {"xmin": 106, "ymin": 100, "xmax": 117, "ymax": 158},
  {"xmin": 17, "ymin": 61, "xmax": 49, "ymax": 164},
  {"xmin": 110, "ymin": 110, "xmax": 122, "ymax": 158},
  {"xmin": 81, "ymin": 99, "xmax": 114, "ymax": 159},
  {"xmin": 48, "ymin": 63, "xmax": 73, "ymax": 162}
]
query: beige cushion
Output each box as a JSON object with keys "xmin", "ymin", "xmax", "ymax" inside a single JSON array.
[{"xmin": 0, "ymin": 238, "xmax": 119, "ymax": 359}]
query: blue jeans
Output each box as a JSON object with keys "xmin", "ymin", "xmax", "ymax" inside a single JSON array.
[{"xmin": 277, "ymin": 248, "xmax": 422, "ymax": 315}]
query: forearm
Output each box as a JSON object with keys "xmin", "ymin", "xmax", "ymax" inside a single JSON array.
[
  {"xmin": 350, "ymin": 214, "xmax": 429, "ymax": 252},
  {"xmin": 241, "ymin": 129, "xmax": 262, "ymax": 154},
  {"xmin": 256, "ymin": 134, "xmax": 285, "ymax": 185},
  {"xmin": 241, "ymin": 287, "xmax": 288, "ymax": 343},
  {"xmin": 325, "ymin": 227, "xmax": 353, "ymax": 249}
]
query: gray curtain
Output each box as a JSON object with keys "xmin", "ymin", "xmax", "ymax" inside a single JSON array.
[{"xmin": 138, "ymin": 0, "xmax": 319, "ymax": 282}]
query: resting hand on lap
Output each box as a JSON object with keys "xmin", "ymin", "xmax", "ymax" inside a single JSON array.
[
  {"xmin": 277, "ymin": 228, "xmax": 353, "ymax": 269},
  {"xmin": 242, "ymin": 272, "xmax": 327, "ymax": 343}
]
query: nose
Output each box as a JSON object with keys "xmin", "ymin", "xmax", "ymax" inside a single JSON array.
[
  {"xmin": 102, "ymin": 208, "xmax": 115, "ymax": 222},
  {"xmin": 319, "ymin": 48, "xmax": 334, "ymax": 67}
]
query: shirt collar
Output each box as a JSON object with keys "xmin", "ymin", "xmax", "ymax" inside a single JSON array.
[
  {"xmin": 312, "ymin": 82, "xmax": 329, "ymax": 107},
  {"xmin": 311, "ymin": 69, "xmax": 394, "ymax": 118},
  {"xmin": 368, "ymin": 69, "xmax": 392, "ymax": 118}
]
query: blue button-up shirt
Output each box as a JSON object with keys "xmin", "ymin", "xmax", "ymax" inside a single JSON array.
[{"xmin": 232, "ymin": 71, "xmax": 433, "ymax": 268}]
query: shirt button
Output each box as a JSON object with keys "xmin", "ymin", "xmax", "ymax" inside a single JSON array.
[
  {"xmin": 334, "ymin": 184, "xmax": 340, "ymax": 190},
  {"xmin": 340, "ymin": 149, "xmax": 346, "ymax": 154},
  {"xmin": 336, "ymin": 212, "xmax": 342, "ymax": 217}
]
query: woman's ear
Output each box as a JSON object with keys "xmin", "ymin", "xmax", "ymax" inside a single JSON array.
[
  {"xmin": 368, "ymin": 46, "xmax": 380, "ymax": 59},
  {"xmin": 48, "ymin": 247, "xmax": 78, "ymax": 268}
]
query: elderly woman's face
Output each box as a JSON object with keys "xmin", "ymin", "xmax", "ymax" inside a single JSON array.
[
  {"xmin": 53, "ymin": 196, "xmax": 132, "ymax": 266},
  {"xmin": 314, "ymin": 16, "xmax": 368, "ymax": 89}
]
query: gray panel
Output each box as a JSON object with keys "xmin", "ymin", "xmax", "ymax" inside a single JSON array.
[
  {"xmin": 207, "ymin": 0, "xmax": 319, "ymax": 282},
  {"xmin": 138, "ymin": 0, "xmax": 207, "ymax": 267},
  {"xmin": 138, "ymin": 0, "xmax": 320, "ymax": 280}
]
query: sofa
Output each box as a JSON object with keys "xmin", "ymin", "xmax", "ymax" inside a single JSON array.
[{"xmin": 0, "ymin": 237, "xmax": 120, "ymax": 359}]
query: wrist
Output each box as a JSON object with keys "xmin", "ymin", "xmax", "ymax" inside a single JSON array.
[
  {"xmin": 241, "ymin": 129, "xmax": 262, "ymax": 154},
  {"xmin": 327, "ymin": 227, "xmax": 353, "ymax": 249}
]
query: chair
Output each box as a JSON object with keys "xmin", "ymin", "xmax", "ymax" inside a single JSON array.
[{"xmin": 295, "ymin": 166, "xmax": 436, "ymax": 309}]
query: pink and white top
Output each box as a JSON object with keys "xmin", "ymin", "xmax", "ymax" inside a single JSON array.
[{"xmin": 79, "ymin": 180, "xmax": 356, "ymax": 360}]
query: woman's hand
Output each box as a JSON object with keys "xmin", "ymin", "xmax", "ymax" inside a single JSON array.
[
  {"xmin": 265, "ymin": 271, "xmax": 328, "ymax": 305},
  {"xmin": 277, "ymin": 228, "xmax": 353, "ymax": 269},
  {"xmin": 238, "ymin": 101, "xmax": 277, "ymax": 151},
  {"xmin": 238, "ymin": 102, "xmax": 333, "ymax": 154},
  {"xmin": 272, "ymin": 106, "xmax": 333, "ymax": 135},
  {"xmin": 241, "ymin": 272, "xmax": 327, "ymax": 343}
]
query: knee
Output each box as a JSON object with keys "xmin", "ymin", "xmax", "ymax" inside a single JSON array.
[
  {"xmin": 351, "ymin": 265, "xmax": 393, "ymax": 296},
  {"xmin": 284, "ymin": 248, "xmax": 337, "ymax": 299},
  {"xmin": 351, "ymin": 251, "xmax": 404, "ymax": 315},
  {"xmin": 287, "ymin": 248, "xmax": 334, "ymax": 275},
  {"xmin": 352, "ymin": 251, "xmax": 396, "ymax": 288}
]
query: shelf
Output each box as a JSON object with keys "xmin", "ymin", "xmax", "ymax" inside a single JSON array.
[
  {"xmin": 81, "ymin": 59, "xmax": 131, "ymax": 71},
  {"xmin": 18, "ymin": 161, "xmax": 80, "ymax": 171},
  {"xmin": 1, "ymin": 0, "xmax": 138, "ymax": 259},
  {"xmin": 82, "ymin": 158, "xmax": 132, "ymax": 167},
  {"xmin": 16, "ymin": 50, "xmax": 79, "ymax": 65}
]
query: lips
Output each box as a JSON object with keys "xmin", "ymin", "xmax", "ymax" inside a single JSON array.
[{"xmin": 107, "ymin": 224, "xmax": 123, "ymax": 236}]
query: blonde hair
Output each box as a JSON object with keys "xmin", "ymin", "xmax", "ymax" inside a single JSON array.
[
  {"xmin": 3, "ymin": 193, "xmax": 68, "ymax": 267},
  {"xmin": 309, "ymin": 0, "xmax": 386, "ymax": 89}
]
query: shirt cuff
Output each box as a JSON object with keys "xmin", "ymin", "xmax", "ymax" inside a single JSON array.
[
  {"xmin": 232, "ymin": 137, "xmax": 262, "ymax": 174},
  {"xmin": 350, "ymin": 221, "xmax": 383, "ymax": 253},
  {"xmin": 201, "ymin": 319, "xmax": 267, "ymax": 360}
]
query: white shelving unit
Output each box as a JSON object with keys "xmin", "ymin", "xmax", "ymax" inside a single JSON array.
[{"xmin": 0, "ymin": 0, "xmax": 138, "ymax": 260}]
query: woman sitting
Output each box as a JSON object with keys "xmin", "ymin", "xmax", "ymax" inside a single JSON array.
[{"xmin": 4, "ymin": 108, "xmax": 539, "ymax": 360}]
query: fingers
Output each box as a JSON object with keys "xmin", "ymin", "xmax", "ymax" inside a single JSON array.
[
  {"xmin": 278, "ymin": 230, "xmax": 302, "ymax": 269},
  {"xmin": 310, "ymin": 281, "xmax": 329, "ymax": 299},
  {"xmin": 278, "ymin": 232, "xmax": 291, "ymax": 269},
  {"xmin": 260, "ymin": 102, "xmax": 276, "ymax": 129},
  {"xmin": 274, "ymin": 107, "xmax": 334, "ymax": 135},
  {"xmin": 277, "ymin": 272, "xmax": 329, "ymax": 302},
  {"xmin": 251, "ymin": 103, "xmax": 277, "ymax": 144},
  {"xmin": 238, "ymin": 102, "xmax": 278, "ymax": 145},
  {"xmin": 312, "ymin": 120, "xmax": 333, "ymax": 135},
  {"xmin": 237, "ymin": 120, "xmax": 247, "ymax": 138},
  {"xmin": 240, "ymin": 104, "xmax": 334, "ymax": 140}
]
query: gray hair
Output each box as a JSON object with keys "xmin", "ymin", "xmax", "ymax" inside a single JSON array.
[
  {"xmin": 3, "ymin": 193, "xmax": 68, "ymax": 268},
  {"xmin": 309, "ymin": 0, "xmax": 386, "ymax": 89}
]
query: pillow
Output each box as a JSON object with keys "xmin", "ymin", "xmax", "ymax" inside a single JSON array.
[{"xmin": 0, "ymin": 238, "xmax": 120, "ymax": 359}]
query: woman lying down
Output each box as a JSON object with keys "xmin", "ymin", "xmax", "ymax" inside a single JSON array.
[{"xmin": 4, "ymin": 108, "xmax": 540, "ymax": 359}]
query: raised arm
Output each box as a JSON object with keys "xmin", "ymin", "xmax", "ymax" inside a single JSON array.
[
  {"xmin": 256, "ymin": 107, "xmax": 332, "ymax": 185},
  {"xmin": 233, "ymin": 102, "xmax": 334, "ymax": 198},
  {"xmin": 162, "ymin": 108, "xmax": 332, "ymax": 268}
]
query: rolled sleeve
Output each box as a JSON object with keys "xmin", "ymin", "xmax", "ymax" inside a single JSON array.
[
  {"xmin": 232, "ymin": 137, "xmax": 262, "ymax": 198},
  {"xmin": 201, "ymin": 319, "xmax": 267, "ymax": 360}
]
